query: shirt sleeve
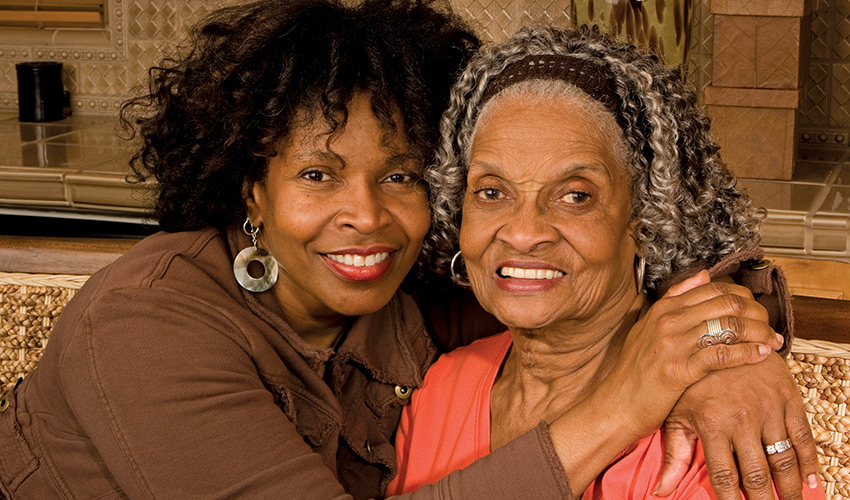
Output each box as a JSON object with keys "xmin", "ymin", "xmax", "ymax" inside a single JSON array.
[{"xmin": 393, "ymin": 423, "xmax": 573, "ymax": 500}]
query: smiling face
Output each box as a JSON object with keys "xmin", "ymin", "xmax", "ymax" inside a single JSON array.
[
  {"xmin": 245, "ymin": 92, "xmax": 429, "ymax": 333},
  {"xmin": 459, "ymin": 86, "xmax": 637, "ymax": 330}
]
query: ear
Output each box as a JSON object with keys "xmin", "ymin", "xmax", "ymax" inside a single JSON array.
[
  {"xmin": 242, "ymin": 179, "xmax": 265, "ymax": 226},
  {"xmin": 626, "ymin": 217, "xmax": 640, "ymax": 254}
]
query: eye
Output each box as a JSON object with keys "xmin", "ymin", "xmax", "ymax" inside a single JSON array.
[
  {"xmin": 474, "ymin": 187, "xmax": 505, "ymax": 200},
  {"xmin": 301, "ymin": 169, "xmax": 328, "ymax": 182},
  {"xmin": 383, "ymin": 172, "xmax": 418, "ymax": 184},
  {"xmin": 560, "ymin": 190, "xmax": 591, "ymax": 204}
]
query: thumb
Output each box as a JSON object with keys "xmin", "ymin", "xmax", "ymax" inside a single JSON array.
[
  {"xmin": 664, "ymin": 270, "xmax": 710, "ymax": 298},
  {"xmin": 654, "ymin": 424, "xmax": 698, "ymax": 496}
]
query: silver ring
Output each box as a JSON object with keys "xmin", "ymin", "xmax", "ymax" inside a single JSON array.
[
  {"xmin": 764, "ymin": 439, "xmax": 792, "ymax": 456},
  {"xmin": 697, "ymin": 318, "xmax": 738, "ymax": 349}
]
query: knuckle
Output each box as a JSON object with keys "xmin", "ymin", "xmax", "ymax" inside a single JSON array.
[
  {"xmin": 708, "ymin": 344, "xmax": 734, "ymax": 367},
  {"xmin": 770, "ymin": 455, "xmax": 798, "ymax": 476},
  {"xmin": 789, "ymin": 425, "xmax": 816, "ymax": 447},
  {"xmin": 709, "ymin": 467, "xmax": 740, "ymax": 491},
  {"xmin": 725, "ymin": 315, "xmax": 744, "ymax": 336},
  {"xmin": 740, "ymin": 469, "xmax": 772, "ymax": 492},
  {"xmin": 720, "ymin": 293, "xmax": 747, "ymax": 316}
]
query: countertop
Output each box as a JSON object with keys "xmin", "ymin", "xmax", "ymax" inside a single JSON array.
[
  {"xmin": 0, "ymin": 111, "xmax": 154, "ymax": 224},
  {"xmin": 0, "ymin": 111, "xmax": 848, "ymax": 262}
]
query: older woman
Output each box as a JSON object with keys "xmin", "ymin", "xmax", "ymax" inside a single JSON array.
[{"xmin": 390, "ymin": 26, "xmax": 824, "ymax": 499}]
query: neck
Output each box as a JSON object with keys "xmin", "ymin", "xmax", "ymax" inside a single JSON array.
[
  {"xmin": 490, "ymin": 291, "xmax": 646, "ymax": 447},
  {"xmin": 270, "ymin": 286, "xmax": 350, "ymax": 350}
]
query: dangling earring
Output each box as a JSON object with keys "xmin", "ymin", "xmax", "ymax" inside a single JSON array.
[
  {"xmin": 233, "ymin": 218, "xmax": 279, "ymax": 292},
  {"xmin": 450, "ymin": 251, "xmax": 470, "ymax": 287},
  {"xmin": 635, "ymin": 255, "xmax": 646, "ymax": 295}
]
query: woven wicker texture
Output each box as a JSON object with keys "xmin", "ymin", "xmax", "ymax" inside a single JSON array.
[
  {"xmin": 789, "ymin": 338, "xmax": 850, "ymax": 500},
  {"xmin": 0, "ymin": 273, "xmax": 88, "ymax": 392},
  {"xmin": 0, "ymin": 272, "xmax": 847, "ymax": 497}
]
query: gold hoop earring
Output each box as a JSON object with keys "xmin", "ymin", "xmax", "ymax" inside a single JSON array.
[
  {"xmin": 635, "ymin": 255, "xmax": 646, "ymax": 295},
  {"xmin": 450, "ymin": 251, "xmax": 470, "ymax": 287},
  {"xmin": 233, "ymin": 218, "xmax": 279, "ymax": 292}
]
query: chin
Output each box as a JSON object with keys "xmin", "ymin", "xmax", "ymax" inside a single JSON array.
[{"xmin": 333, "ymin": 292, "xmax": 397, "ymax": 317}]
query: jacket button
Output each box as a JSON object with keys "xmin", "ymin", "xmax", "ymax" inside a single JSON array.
[
  {"xmin": 364, "ymin": 440, "xmax": 373, "ymax": 455},
  {"xmin": 0, "ymin": 396, "xmax": 8, "ymax": 413},
  {"xmin": 394, "ymin": 385, "xmax": 412, "ymax": 400},
  {"xmin": 749, "ymin": 259, "xmax": 771, "ymax": 270}
]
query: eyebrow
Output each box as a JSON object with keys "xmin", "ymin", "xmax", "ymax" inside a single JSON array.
[
  {"xmin": 470, "ymin": 160, "xmax": 611, "ymax": 180},
  {"xmin": 294, "ymin": 150, "xmax": 342, "ymax": 164},
  {"xmin": 293, "ymin": 151, "xmax": 421, "ymax": 169}
]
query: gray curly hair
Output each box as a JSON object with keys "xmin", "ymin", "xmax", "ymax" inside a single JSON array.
[{"xmin": 423, "ymin": 25, "xmax": 763, "ymax": 293}]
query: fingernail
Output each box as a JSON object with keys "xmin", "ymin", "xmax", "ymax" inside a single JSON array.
[
  {"xmin": 775, "ymin": 333, "xmax": 784, "ymax": 346},
  {"xmin": 807, "ymin": 474, "xmax": 818, "ymax": 489},
  {"xmin": 758, "ymin": 344, "xmax": 771, "ymax": 355}
]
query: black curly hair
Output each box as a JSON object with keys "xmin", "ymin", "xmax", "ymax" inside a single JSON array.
[{"xmin": 120, "ymin": 0, "xmax": 479, "ymax": 232}]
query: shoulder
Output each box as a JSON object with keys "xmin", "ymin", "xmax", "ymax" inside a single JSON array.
[
  {"xmin": 425, "ymin": 331, "xmax": 512, "ymax": 383},
  {"xmin": 48, "ymin": 227, "xmax": 257, "ymax": 378},
  {"xmin": 415, "ymin": 331, "xmax": 512, "ymax": 403}
]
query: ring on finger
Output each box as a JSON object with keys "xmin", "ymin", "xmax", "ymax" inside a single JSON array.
[
  {"xmin": 764, "ymin": 438, "xmax": 793, "ymax": 456},
  {"xmin": 697, "ymin": 318, "xmax": 738, "ymax": 349}
]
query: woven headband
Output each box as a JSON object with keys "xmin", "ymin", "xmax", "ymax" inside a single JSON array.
[{"xmin": 480, "ymin": 54, "xmax": 623, "ymax": 126}]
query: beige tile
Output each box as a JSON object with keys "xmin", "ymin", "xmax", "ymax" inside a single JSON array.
[
  {"xmin": 712, "ymin": 15, "xmax": 756, "ymax": 87},
  {"xmin": 831, "ymin": 63, "xmax": 850, "ymax": 128},
  {"xmin": 704, "ymin": 86, "xmax": 798, "ymax": 108},
  {"xmin": 737, "ymin": 179, "xmax": 822, "ymax": 212},
  {"xmin": 0, "ymin": 169, "xmax": 68, "ymax": 205},
  {"xmin": 708, "ymin": 105, "xmax": 796, "ymax": 179},
  {"xmin": 16, "ymin": 122, "xmax": 74, "ymax": 143},
  {"xmin": 66, "ymin": 171, "xmax": 155, "ymax": 209},
  {"xmin": 760, "ymin": 212, "xmax": 807, "ymax": 249},
  {"xmin": 45, "ymin": 129, "xmax": 128, "ymax": 149},
  {"xmin": 810, "ymin": 214, "xmax": 850, "ymax": 254},
  {"xmin": 792, "ymin": 161, "xmax": 835, "ymax": 183},
  {"xmin": 819, "ymin": 186, "xmax": 850, "ymax": 215},
  {"xmin": 756, "ymin": 17, "xmax": 802, "ymax": 89},
  {"xmin": 710, "ymin": 0, "xmax": 807, "ymax": 17},
  {"xmin": 835, "ymin": 164, "xmax": 850, "ymax": 186}
]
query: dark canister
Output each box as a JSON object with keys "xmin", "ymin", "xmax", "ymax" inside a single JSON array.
[{"xmin": 16, "ymin": 61, "xmax": 67, "ymax": 122}]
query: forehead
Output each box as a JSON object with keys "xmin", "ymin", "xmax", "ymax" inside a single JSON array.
[
  {"xmin": 277, "ymin": 93, "xmax": 415, "ymax": 160},
  {"xmin": 469, "ymin": 90, "xmax": 629, "ymax": 179}
]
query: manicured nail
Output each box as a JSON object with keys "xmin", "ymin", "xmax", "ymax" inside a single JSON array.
[
  {"xmin": 759, "ymin": 344, "xmax": 771, "ymax": 355},
  {"xmin": 775, "ymin": 333, "xmax": 784, "ymax": 346},
  {"xmin": 807, "ymin": 474, "xmax": 818, "ymax": 489}
]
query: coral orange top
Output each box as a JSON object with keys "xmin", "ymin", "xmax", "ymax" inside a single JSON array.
[{"xmin": 388, "ymin": 332, "xmax": 825, "ymax": 499}]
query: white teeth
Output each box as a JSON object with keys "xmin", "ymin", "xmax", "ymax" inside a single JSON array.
[
  {"xmin": 328, "ymin": 252, "xmax": 389, "ymax": 267},
  {"xmin": 500, "ymin": 266, "xmax": 564, "ymax": 280}
]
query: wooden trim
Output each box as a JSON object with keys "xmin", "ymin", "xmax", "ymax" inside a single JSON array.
[
  {"xmin": 0, "ymin": 235, "xmax": 138, "ymax": 275},
  {"xmin": 0, "ymin": 10, "xmax": 101, "ymax": 23},
  {"xmin": 792, "ymin": 295, "xmax": 850, "ymax": 344}
]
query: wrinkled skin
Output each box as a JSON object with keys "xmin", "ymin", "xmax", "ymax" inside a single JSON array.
[{"xmin": 659, "ymin": 355, "xmax": 821, "ymax": 499}]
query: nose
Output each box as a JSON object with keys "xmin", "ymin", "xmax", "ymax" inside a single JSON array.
[
  {"xmin": 496, "ymin": 198, "xmax": 558, "ymax": 253},
  {"xmin": 334, "ymin": 180, "xmax": 393, "ymax": 234}
]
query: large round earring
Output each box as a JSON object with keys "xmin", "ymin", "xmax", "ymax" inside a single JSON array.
[
  {"xmin": 233, "ymin": 218, "xmax": 279, "ymax": 292},
  {"xmin": 635, "ymin": 254, "xmax": 646, "ymax": 295},
  {"xmin": 450, "ymin": 251, "xmax": 470, "ymax": 287}
]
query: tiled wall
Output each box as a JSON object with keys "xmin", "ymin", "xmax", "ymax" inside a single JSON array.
[
  {"xmin": 0, "ymin": 0, "xmax": 842, "ymax": 140},
  {"xmin": 800, "ymin": 0, "xmax": 850, "ymax": 149},
  {"xmin": 0, "ymin": 0, "xmax": 705, "ymax": 116}
]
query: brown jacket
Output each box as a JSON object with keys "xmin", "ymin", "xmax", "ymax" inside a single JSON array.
[{"xmin": 0, "ymin": 226, "xmax": 571, "ymax": 500}]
